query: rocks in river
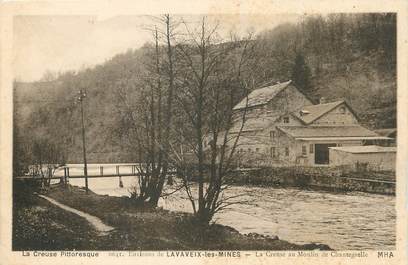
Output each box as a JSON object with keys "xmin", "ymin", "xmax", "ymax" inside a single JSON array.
[
  {"xmin": 222, "ymin": 225, "xmax": 240, "ymax": 234},
  {"xmin": 244, "ymin": 233, "xmax": 332, "ymax": 250},
  {"xmin": 245, "ymin": 232, "xmax": 279, "ymax": 240},
  {"xmin": 210, "ymin": 223, "xmax": 240, "ymax": 234},
  {"xmin": 301, "ymin": 243, "xmax": 332, "ymax": 250}
]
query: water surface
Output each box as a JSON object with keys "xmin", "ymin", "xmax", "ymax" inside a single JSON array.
[{"xmin": 55, "ymin": 164, "xmax": 395, "ymax": 250}]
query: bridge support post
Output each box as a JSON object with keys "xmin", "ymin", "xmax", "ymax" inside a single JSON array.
[
  {"xmin": 119, "ymin": 176, "xmax": 123, "ymax": 188},
  {"xmin": 64, "ymin": 168, "xmax": 67, "ymax": 186},
  {"xmin": 48, "ymin": 166, "xmax": 52, "ymax": 186},
  {"xmin": 117, "ymin": 166, "xmax": 123, "ymax": 188}
]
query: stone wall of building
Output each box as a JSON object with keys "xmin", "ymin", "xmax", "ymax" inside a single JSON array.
[
  {"xmin": 296, "ymin": 140, "xmax": 363, "ymax": 166},
  {"xmin": 266, "ymin": 84, "xmax": 313, "ymax": 114},
  {"xmin": 312, "ymin": 103, "xmax": 359, "ymax": 126},
  {"xmin": 230, "ymin": 84, "xmax": 313, "ymax": 163}
]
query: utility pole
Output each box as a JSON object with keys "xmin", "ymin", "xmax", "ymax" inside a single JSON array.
[{"xmin": 77, "ymin": 89, "xmax": 89, "ymax": 194}]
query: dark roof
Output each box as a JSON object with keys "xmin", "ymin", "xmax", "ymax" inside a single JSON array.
[
  {"xmin": 277, "ymin": 125, "xmax": 379, "ymax": 138},
  {"xmin": 233, "ymin": 80, "xmax": 292, "ymax": 110},
  {"xmin": 292, "ymin": 100, "xmax": 348, "ymax": 124}
]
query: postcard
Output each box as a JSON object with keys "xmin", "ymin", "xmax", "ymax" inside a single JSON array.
[{"xmin": 1, "ymin": 0, "xmax": 407, "ymax": 264}]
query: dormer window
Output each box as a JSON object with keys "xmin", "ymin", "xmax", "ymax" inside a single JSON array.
[{"xmin": 283, "ymin": 116, "xmax": 290, "ymax": 123}]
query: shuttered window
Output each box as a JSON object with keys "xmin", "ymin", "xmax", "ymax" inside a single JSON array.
[{"xmin": 271, "ymin": 147, "xmax": 276, "ymax": 158}]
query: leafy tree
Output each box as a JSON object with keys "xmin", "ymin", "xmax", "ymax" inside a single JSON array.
[{"xmin": 13, "ymin": 120, "xmax": 31, "ymax": 178}]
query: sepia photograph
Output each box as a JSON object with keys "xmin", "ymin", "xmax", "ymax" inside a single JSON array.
[{"xmin": 9, "ymin": 9, "xmax": 400, "ymax": 256}]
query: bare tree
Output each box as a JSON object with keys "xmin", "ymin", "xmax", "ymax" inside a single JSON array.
[
  {"xmin": 116, "ymin": 14, "xmax": 178, "ymax": 207},
  {"xmin": 166, "ymin": 16, "xmax": 256, "ymax": 224},
  {"xmin": 40, "ymin": 69, "xmax": 59, "ymax": 82},
  {"xmin": 31, "ymin": 137, "xmax": 66, "ymax": 187},
  {"xmin": 116, "ymin": 15, "xmax": 256, "ymax": 219}
]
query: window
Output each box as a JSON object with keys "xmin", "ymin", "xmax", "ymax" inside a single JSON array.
[
  {"xmin": 337, "ymin": 143, "xmax": 343, "ymax": 147},
  {"xmin": 339, "ymin": 106, "xmax": 346, "ymax": 114},
  {"xmin": 302, "ymin": 145, "xmax": 307, "ymax": 156},
  {"xmin": 271, "ymin": 147, "xmax": 276, "ymax": 158},
  {"xmin": 248, "ymin": 148, "xmax": 251, "ymax": 152},
  {"xmin": 256, "ymin": 148, "xmax": 260, "ymax": 152},
  {"xmin": 309, "ymin": 144, "xmax": 314, "ymax": 153},
  {"xmin": 270, "ymin": 131, "xmax": 276, "ymax": 139},
  {"xmin": 285, "ymin": 147, "xmax": 289, "ymax": 156},
  {"xmin": 283, "ymin": 116, "xmax": 290, "ymax": 123}
]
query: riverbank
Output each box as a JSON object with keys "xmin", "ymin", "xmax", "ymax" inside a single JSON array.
[
  {"xmin": 13, "ymin": 183, "xmax": 331, "ymax": 251},
  {"xmin": 227, "ymin": 167, "xmax": 395, "ymax": 195},
  {"xmin": 13, "ymin": 184, "xmax": 103, "ymax": 250}
]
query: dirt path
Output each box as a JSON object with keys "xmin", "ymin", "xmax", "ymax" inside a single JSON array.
[{"xmin": 37, "ymin": 194, "xmax": 114, "ymax": 235}]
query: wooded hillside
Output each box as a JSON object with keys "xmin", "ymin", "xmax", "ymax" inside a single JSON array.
[{"xmin": 14, "ymin": 13, "xmax": 396, "ymax": 164}]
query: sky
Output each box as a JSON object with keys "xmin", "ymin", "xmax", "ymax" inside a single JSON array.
[{"xmin": 13, "ymin": 14, "xmax": 300, "ymax": 82}]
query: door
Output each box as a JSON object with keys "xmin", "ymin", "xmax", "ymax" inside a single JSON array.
[{"xmin": 314, "ymin": 143, "xmax": 337, "ymax": 165}]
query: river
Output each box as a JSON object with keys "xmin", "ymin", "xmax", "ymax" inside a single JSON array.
[{"xmin": 55, "ymin": 164, "xmax": 396, "ymax": 250}]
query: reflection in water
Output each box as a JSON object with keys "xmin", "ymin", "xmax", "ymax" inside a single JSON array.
[{"xmin": 57, "ymin": 164, "xmax": 395, "ymax": 250}]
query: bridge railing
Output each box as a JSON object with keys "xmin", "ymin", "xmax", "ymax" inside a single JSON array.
[
  {"xmin": 16, "ymin": 164, "xmax": 177, "ymax": 182},
  {"xmin": 56, "ymin": 164, "xmax": 141, "ymax": 179}
]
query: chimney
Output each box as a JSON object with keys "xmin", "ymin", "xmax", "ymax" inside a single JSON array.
[
  {"xmin": 319, "ymin": 97, "xmax": 327, "ymax": 104},
  {"xmin": 299, "ymin": 110, "xmax": 310, "ymax": 116}
]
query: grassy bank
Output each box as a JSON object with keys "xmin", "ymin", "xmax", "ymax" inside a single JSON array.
[
  {"xmin": 13, "ymin": 184, "xmax": 102, "ymax": 250},
  {"xmin": 14, "ymin": 183, "xmax": 331, "ymax": 250}
]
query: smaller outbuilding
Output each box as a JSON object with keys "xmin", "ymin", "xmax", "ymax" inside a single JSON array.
[
  {"xmin": 374, "ymin": 128, "xmax": 397, "ymax": 146},
  {"xmin": 329, "ymin": 145, "xmax": 396, "ymax": 171}
]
